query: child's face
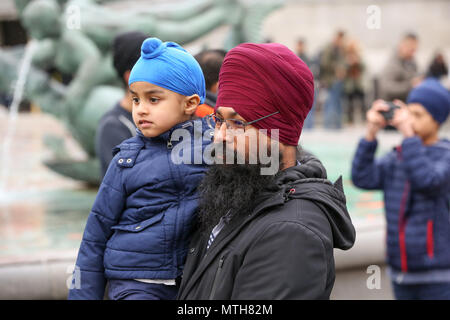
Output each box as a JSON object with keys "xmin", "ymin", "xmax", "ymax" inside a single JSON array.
[
  {"xmin": 130, "ymin": 82, "xmax": 191, "ymax": 138},
  {"xmin": 408, "ymin": 103, "xmax": 439, "ymax": 141}
]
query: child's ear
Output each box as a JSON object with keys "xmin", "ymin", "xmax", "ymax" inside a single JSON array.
[{"xmin": 184, "ymin": 94, "xmax": 201, "ymax": 115}]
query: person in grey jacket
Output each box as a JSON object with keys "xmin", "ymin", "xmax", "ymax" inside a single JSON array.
[
  {"xmin": 177, "ymin": 42, "xmax": 356, "ymax": 300},
  {"xmin": 378, "ymin": 33, "xmax": 422, "ymax": 102}
]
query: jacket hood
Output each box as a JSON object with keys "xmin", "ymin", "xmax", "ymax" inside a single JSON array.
[
  {"xmin": 276, "ymin": 148, "xmax": 328, "ymax": 186},
  {"xmin": 272, "ymin": 148, "xmax": 356, "ymax": 250}
]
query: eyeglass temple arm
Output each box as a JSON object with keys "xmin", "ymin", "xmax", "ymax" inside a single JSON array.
[
  {"xmin": 247, "ymin": 111, "xmax": 280, "ymax": 125},
  {"xmin": 208, "ymin": 111, "xmax": 280, "ymax": 123}
]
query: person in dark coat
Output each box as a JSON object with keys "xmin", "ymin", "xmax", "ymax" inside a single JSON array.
[
  {"xmin": 426, "ymin": 51, "xmax": 448, "ymax": 80},
  {"xmin": 378, "ymin": 33, "xmax": 421, "ymax": 102},
  {"xmin": 177, "ymin": 42, "xmax": 356, "ymax": 300},
  {"xmin": 193, "ymin": 49, "xmax": 227, "ymax": 118}
]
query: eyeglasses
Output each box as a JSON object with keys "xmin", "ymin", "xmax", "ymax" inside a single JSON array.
[{"xmin": 206, "ymin": 111, "xmax": 280, "ymax": 130}]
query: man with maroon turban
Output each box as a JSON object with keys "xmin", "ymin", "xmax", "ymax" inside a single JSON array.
[{"xmin": 177, "ymin": 43, "xmax": 355, "ymax": 300}]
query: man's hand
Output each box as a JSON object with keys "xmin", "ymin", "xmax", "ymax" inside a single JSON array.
[
  {"xmin": 390, "ymin": 99, "xmax": 415, "ymax": 138},
  {"xmin": 365, "ymin": 100, "xmax": 389, "ymax": 141}
]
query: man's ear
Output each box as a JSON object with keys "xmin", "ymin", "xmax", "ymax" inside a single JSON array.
[
  {"xmin": 123, "ymin": 70, "xmax": 131, "ymax": 85},
  {"xmin": 210, "ymin": 82, "xmax": 219, "ymax": 94},
  {"xmin": 184, "ymin": 94, "xmax": 201, "ymax": 115}
]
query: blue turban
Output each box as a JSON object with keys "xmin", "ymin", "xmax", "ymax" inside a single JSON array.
[
  {"xmin": 128, "ymin": 37, "xmax": 206, "ymax": 104},
  {"xmin": 407, "ymin": 78, "xmax": 450, "ymax": 124}
]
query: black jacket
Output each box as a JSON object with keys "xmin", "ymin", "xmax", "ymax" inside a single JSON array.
[{"xmin": 177, "ymin": 151, "xmax": 356, "ymax": 300}]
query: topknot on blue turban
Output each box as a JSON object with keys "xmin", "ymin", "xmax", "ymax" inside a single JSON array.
[{"xmin": 129, "ymin": 37, "xmax": 206, "ymax": 104}]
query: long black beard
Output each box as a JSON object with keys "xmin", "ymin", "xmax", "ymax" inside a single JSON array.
[{"xmin": 196, "ymin": 145, "xmax": 280, "ymax": 235}]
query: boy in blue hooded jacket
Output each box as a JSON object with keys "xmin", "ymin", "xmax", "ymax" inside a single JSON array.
[
  {"xmin": 352, "ymin": 78, "xmax": 450, "ymax": 300},
  {"xmin": 68, "ymin": 38, "xmax": 211, "ymax": 300}
]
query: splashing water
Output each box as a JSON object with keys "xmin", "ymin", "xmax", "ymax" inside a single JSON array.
[{"xmin": 0, "ymin": 40, "xmax": 37, "ymax": 196}]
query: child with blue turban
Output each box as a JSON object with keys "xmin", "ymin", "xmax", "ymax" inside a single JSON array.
[{"xmin": 69, "ymin": 38, "xmax": 210, "ymax": 300}]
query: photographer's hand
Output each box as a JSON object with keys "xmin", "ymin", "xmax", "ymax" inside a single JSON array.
[
  {"xmin": 365, "ymin": 100, "xmax": 389, "ymax": 141},
  {"xmin": 390, "ymin": 100, "xmax": 414, "ymax": 138}
]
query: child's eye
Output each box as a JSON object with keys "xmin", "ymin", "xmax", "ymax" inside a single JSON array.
[
  {"xmin": 132, "ymin": 97, "xmax": 139, "ymax": 104},
  {"xmin": 150, "ymin": 97, "xmax": 160, "ymax": 103}
]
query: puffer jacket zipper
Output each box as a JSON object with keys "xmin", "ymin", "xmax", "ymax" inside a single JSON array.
[
  {"xmin": 396, "ymin": 146, "xmax": 409, "ymax": 273},
  {"xmin": 209, "ymin": 256, "xmax": 225, "ymax": 300},
  {"xmin": 167, "ymin": 129, "xmax": 174, "ymax": 149},
  {"xmin": 398, "ymin": 181, "xmax": 410, "ymax": 272}
]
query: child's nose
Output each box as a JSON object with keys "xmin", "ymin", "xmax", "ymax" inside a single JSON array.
[{"xmin": 136, "ymin": 102, "xmax": 150, "ymax": 115}]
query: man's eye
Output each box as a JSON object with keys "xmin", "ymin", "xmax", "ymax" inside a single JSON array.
[
  {"xmin": 214, "ymin": 117, "xmax": 224, "ymax": 126},
  {"xmin": 233, "ymin": 120, "xmax": 245, "ymax": 127}
]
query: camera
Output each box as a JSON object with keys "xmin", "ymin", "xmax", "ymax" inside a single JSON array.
[{"xmin": 379, "ymin": 102, "xmax": 400, "ymax": 121}]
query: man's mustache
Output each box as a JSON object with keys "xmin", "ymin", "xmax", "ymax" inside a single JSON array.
[
  {"xmin": 208, "ymin": 141, "xmax": 280, "ymax": 175},
  {"xmin": 210, "ymin": 142, "xmax": 243, "ymax": 165}
]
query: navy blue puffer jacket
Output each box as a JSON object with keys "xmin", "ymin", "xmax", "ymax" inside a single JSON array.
[
  {"xmin": 352, "ymin": 137, "xmax": 450, "ymax": 273},
  {"xmin": 68, "ymin": 118, "xmax": 212, "ymax": 299}
]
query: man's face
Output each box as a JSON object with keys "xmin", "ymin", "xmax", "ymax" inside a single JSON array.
[
  {"xmin": 197, "ymin": 107, "xmax": 280, "ymax": 233},
  {"xmin": 398, "ymin": 38, "xmax": 418, "ymax": 60},
  {"xmin": 334, "ymin": 33, "xmax": 345, "ymax": 48},
  {"xmin": 213, "ymin": 107, "xmax": 274, "ymax": 165},
  {"xmin": 296, "ymin": 41, "xmax": 305, "ymax": 54},
  {"xmin": 197, "ymin": 107, "xmax": 282, "ymax": 232}
]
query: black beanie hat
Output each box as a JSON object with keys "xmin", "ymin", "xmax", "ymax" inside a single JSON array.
[{"xmin": 113, "ymin": 31, "xmax": 148, "ymax": 81}]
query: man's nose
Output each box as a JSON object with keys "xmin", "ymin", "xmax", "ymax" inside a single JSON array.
[{"xmin": 213, "ymin": 122, "xmax": 231, "ymax": 143}]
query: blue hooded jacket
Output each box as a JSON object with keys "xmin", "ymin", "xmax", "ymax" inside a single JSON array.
[
  {"xmin": 352, "ymin": 136, "xmax": 450, "ymax": 274},
  {"xmin": 68, "ymin": 118, "xmax": 212, "ymax": 299}
]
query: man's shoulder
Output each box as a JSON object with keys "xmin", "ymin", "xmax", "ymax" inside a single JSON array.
[
  {"xmin": 98, "ymin": 107, "xmax": 123, "ymax": 135},
  {"xmin": 251, "ymin": 197, "xmax": 332, "ymax": 242},
  {"xmin": 99, "ymin": 104, "xmax": 131, "ymax": 126}
]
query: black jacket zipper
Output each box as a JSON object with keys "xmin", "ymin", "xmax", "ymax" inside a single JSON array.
[{"xmin": 208, "ymin": 256, "xmax": 225, "ymax": 300}]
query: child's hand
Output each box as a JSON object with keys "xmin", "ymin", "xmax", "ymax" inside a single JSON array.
[
  {"xmin": 365, "ymin": 100, "xmax": 389, "ymax": 141},
  {"xmin": 390, "ymin": 100, "xmax": 415, "ymax": 138}
]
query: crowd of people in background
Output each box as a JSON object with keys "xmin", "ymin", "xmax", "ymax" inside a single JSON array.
[
  {"xmin": 2, "ymin": 29, "xmax": 449, "ymax": 133},
  {"xmin": 295, "ymin": 30, "xmax": 449, "ymax": 130}
]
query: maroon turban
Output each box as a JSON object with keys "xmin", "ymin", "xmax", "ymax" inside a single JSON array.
[{"xmin": 216, "ymin": 42, "xmax": 314, "ymax": 146}]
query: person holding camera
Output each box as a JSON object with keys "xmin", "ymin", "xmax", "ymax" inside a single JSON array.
[{"xmin": 351, "ymin": 78, "xmax": 450, "ymax": 300}]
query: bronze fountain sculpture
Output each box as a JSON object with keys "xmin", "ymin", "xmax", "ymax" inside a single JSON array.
[{"xmin": 0, "ymin": 0, "xmax": 284, "ymax": 185}]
